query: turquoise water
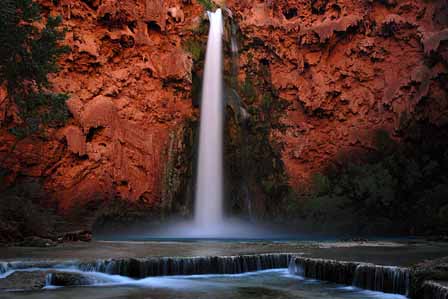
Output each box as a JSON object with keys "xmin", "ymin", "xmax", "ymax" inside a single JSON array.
[{"xmin": 1, "ymin": 269, "xmax": 407, "ymax": 299}]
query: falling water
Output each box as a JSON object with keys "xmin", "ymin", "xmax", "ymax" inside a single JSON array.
[{"xmin": 194, "ymin": 9, "xmax": 224, "ymax": 231}]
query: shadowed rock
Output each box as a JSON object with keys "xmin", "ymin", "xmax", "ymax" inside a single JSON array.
[{"xmin": 288, "ymin": 257, "xmax": 410, "ymax": 296}]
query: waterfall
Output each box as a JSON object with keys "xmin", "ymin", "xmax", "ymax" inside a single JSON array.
[
  {"xmin": 288, "ymin": 257, "xmax": 411, "ymax": 296},
  {"xmin": 45, "ymin": 273, "xmax": 54, "ymax": 287},
  {"xmin": 422, "ymin": 281, "xmax": 448, "ymax": 299},
  {"xmin": 194, "ymin": 9, "xmax": 225, "ymax": 230},
  {"xmin": 288, "ymin": 257, "xmax": 358, "ymax": 285},
  {"xmin": 352, "ymin": 263, "xmax": 410, "ymax": 296},
  {"xmin": 0, "ymin": 262, "xmax": 8, "ymax": 274},
  {"xmin": 78, "ymin": 254, "xmax": 292, "ymax": 278}
]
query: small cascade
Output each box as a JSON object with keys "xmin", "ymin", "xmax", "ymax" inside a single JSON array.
[
  {"xmin": 288, "ymin": 257, "xmax": 411, "ymax": 296},
  {"xmin": 422, "ymin": 281, "xmax": 448, "ymax": 299},
  {"xmin": 0, "ymin": 262, "xmax": 8, "ymax": 274},
  {"xmin": 353, "ymin": 264, "xmax": 411, "ymax": 296},
  {"xmin": 288, "ymin": 257, "xmax": 358, "ymax": 285},
  {"xmin": 45, "ymin": 273, "xmax": 54, "ymax": 287},
  {"xmin": 229, "ymin": 18, "xmax": 239, "ymax": 83},
  {"xmin": 230, "ymin": 21, "xmax": 238, "ymax": 55},
  {"xmin": 79, "ymin": 254, "xmax": 292, "ymax": 278}
]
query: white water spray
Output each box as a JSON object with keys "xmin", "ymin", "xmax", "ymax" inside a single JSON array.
[
  {"xmin": 194, "ymin": 9, "xmax": 224, "ymax": 231},
  {"xmin": 111, "ymin": 9, "xmax": 291, "ymax": 239}
]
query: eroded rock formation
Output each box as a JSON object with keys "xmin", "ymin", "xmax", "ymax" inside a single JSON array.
[
  {"xmin": 0, "ymin": 0, "xmax": 203, "ymax": 226},
  {"xmin": 227, "ymin": 0, "xmax": 448, "ymax": 189},
  {"xmin": 0, "ymin": 0, "xmax": 447, "ymax": 233}
]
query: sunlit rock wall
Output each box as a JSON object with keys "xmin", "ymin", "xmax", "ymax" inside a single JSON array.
[
  {"xmin": 0, "ymin": 0, "xmax": 447, "ymax": 228},
  {"xmin": 0, "ymin": 0, "xmax": 204, "ymax": 221},
  {"xmin": 227, "ymin": 0, "xmax": 448, "ymax": 189}
]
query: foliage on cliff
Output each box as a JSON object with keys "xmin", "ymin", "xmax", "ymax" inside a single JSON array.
[
  {"xmin": 301, "ymin": 129, "xmax": 448, "ymax": 235},
  {"xmin": 224, "ymin": 47, "xmax": 291, "ymax": 218},
  {"xmin": 0, "ymin": 0, "xmax": 69, "ymax": 137},
  {"xmin": 197, "ymin": 0, "xmax": 216, "ymax": 11}
]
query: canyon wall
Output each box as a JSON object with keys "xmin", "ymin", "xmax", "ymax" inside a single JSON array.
[
  {"xmin": 227, "ymin": 0, "xmax": 448, "ymax": 189},
  {"xmin": 0, "ymin": 0, "xmax": 447, "ymax": 234},
  {"xmin": 0, "ymin": 0, "xmax": 204, "ymax": 232}
]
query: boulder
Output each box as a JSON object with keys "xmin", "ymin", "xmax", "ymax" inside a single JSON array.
[
  {"xmin": 412, "ymin": 257, "xmax": 448, "ymax": 298},
  {"xmin": 17, "ymin": 236, "xmax": 56, "ymax": 248},
  {"xmin": 64, "ymin": 126, "xmax": 87, "ymax": 156},
  {"xmin": 61, "ymin": 230, "xmax": 93, "ymax": 242},
  {"xmin": 80, "ymin": 96, "xmax": 117, "ymax": 132},
  {"xmin": 167, "ymin": 6, "xmax": 185, "ymax": 23},
  {"xmin": 47, "ymin": 272, "xmax": 99, "ymax": 286},
  {"xmin": 0, "ymin": 271, "xmax": 47, "ymax": 291}
]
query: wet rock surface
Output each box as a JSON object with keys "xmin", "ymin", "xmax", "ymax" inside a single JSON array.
[
  {"xmin": 0, "ymin": 241, "xmax": 446, "ymax": 297},
  {"xmin": 412, "ymin": 257, "xmax": 448, "ymax": 298},
  {"xmin": 0, "ymin": 271, "xmax": 47, "ymax": 291},
  {"xmin": 0, "ymin": 270, "xmax": 102, "ymax": 291},
  {"xmin": 421, "ymin": 281, "xmax": 448, "ymax": 299},
  {"xmin": 16, "ymin": 237, "xmax": 57, "ymax": 248},
  {"xmin": 289, "ymin": 256, "xmax": 411, "ymax": 295},
  {"xmin": 0, "ymin": 240, "xmax": 447, "ymax": 265},
  {"xmin": 47, "ymin": 271, "xmax": 102, "ymax": 287}
]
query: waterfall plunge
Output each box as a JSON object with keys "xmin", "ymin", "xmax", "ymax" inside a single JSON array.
[
  {"xmin": 194, "ymin": 9, "xmax": 224, "ymax": 231},
  {"xmin": 117, "ymin": 9, "xmax": 290, "ymax": 239}
]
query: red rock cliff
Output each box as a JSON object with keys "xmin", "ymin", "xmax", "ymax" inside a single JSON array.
[
  {"xmin": 0, "ymin": 0, "xmax": 204, "ymax": 214},
  {"xmin": 0, "ymin": 0, "xmax": 447, "ymax": 223},
  {"xmin": 227, "ymin": 0, "xmax": 448, "ymax": 189}
]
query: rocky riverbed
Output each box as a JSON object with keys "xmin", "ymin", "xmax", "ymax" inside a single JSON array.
[{"xmin": 0, "ymin": 239, "xmax": 447, "ymax": 295}]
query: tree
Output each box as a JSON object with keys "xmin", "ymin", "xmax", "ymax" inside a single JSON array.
[{"xmin": 0, "ymin": 0, "xmax": 70, "ymax": 137}]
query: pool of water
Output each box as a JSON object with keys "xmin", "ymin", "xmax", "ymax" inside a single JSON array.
[{"xmin": 1, "ymin": 269, "xmax": 407, "ymax": 299}]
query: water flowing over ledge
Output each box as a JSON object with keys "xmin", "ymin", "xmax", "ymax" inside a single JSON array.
[
  {"xmin": 288, "ymin": 257, "xmax": 411, "ymax": 296},
  {"xmin": 0, "ymin": 254, "xmax": 293, "ymax": 280},
  {"xmin": 2, "ymin": 255, "xmax": 448, "ymax": 298},
  {"xmin": 421, "ymin": 281, "xmax": 448, "ymax": 299},
  {"xmin": 78, "ymin": 253, "xmax": 293, "ymax": 278},
  {"xmin": 0, "ymin": 262, "xmax": 7, "ymax": 274}
]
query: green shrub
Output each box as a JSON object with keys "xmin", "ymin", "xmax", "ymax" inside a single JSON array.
[
  {"xmin": 197, "ymin": 0, "xmax": 216, "ymax": 11},
  {"xmin": 301, "ymin": 131, "xmax": 448, "ymax": 235},
  {"xmin": 311, "ymin": 173, "xmax": 331, "ymax": 195},
  {"xmin": 241, "ymin": 76, "xmax": 256, "ymax": 103},
  {"xmin": 0, "ymin": 0, "xmax": 70, "ymax": 136},
  {"xmin": 183, "ymin": 39, "xmax": 204, "ymax": 62}
]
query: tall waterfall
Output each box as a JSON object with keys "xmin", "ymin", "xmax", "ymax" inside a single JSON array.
[
  {"xmin": 194, "ymin": 9, "xmax": 224, "ymax": 230},
  {"xmin": 137, "ymin": 9, "xmax": 286, "ymax": 239}
]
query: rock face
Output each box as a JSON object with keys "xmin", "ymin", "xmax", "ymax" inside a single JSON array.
[
  {"xmin": 0, "ymin": 0, "xmax": 447, "ymax": 231},
  {"xmin": 412, "ymin": 257, "xmax": 448, "ymax": 298},
  {"xmin": 0, "ymin": 0, "xmax": 203, "ymax": 228},
  {"xmin": 227, "ymin": 0, "xmax": 448, "ymax": 188},
  {"xmin": 289, "ymin": 256, "xmax": 411, "ymax": 295},
  {"xmin": 78, "ymin": 253, "xmax": 293, "ymax": 277},
  {"xmin": 0, "ymin": 271, "xmax": 47, "ymax": 291}
]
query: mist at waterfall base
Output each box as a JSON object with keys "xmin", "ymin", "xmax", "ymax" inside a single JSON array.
[
  {"xmin": 143, "ymin": 10, "xmax": 268, "ymax": 240},
  {"xmin": 116, "ymin": 217, "xmax": 307, "ymax": 241},
  {"xmin": 132, "ymin": 11, "xmax": 302, "ymax": 241},
  {"xmin": 95, "ymin": 10, "xmax": 348, "ymax": 242},
  {"xmin": 97, "ymin": 10, "xmax": 307, "ymax": 241}
]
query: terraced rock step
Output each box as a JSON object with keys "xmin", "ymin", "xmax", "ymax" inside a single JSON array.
[
  {"xmin": 288, "ymin": 257, "xmax": 410, "ymax": 296},
  {"xmin": 2, "ymin": 254, "xmax": 447, "ymax": 298},
  {"xmin": 78, "ymin": 253, "xmax": 293, "ymax": 278},
  {"xmin": 421, "ymin": 281, "xmax": 448, "ymax": 299},
  {"xmin": 0, "ymin": 262, "xmax": 7, "ymax": 275}
]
